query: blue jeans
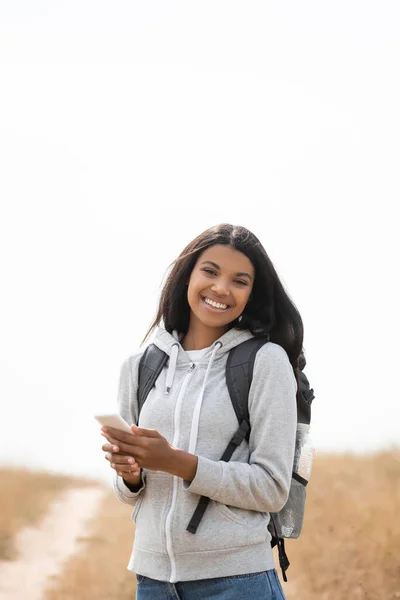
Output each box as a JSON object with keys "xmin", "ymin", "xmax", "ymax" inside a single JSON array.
[{"xmin": 135, "ymin": 569, "xmax": 286, "ymax": 600}]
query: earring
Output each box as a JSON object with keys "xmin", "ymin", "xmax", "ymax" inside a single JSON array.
[{"xmin": 238, "ymin": 315, "xmax": 243, "ymax": 323}]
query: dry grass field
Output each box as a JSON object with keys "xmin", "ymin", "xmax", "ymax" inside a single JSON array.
[
  {"xmin": 0, "ymin": 467, "xmax": 93, "ymax": 561},
  {"xmin": 283, "ymin": 450, "xmax": 400, "ymax": 600},
  {"xmin": 1, "ymin": 450, "xmax": 399, "ymax": 599}
]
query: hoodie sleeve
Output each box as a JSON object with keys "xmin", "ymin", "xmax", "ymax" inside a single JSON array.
[
  {"xmin": 184, "ymin": 343, "xmax": 297, "ymax": 513},
  {"xmin": 112, "ymin": 351, "xmax": 148, "ymax": 506}
]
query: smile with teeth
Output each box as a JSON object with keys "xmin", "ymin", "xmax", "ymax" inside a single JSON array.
[{"xmin": 203, "ymin": 297, "xmax": 229, "ymax": 310}]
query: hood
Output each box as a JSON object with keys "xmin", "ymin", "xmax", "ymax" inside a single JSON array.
[
  {"xmin": 152, "ymin": 326, "xmax": 254, "ymax": 363},
  {"xmin": 150, "ymin": 326, "xmax": 255, "ymax": 455},
  {"xmin": 153, "ymin": 326, "xmax": 255, "ymax": 393}
]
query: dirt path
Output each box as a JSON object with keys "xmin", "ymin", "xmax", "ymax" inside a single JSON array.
[
  {"xmin": 0, "ymin": 486, "xmax": 105, "ymax": 600},
  {"xmin": 284, "ymin": 579, "xmax": 300, "ymax": 599}
]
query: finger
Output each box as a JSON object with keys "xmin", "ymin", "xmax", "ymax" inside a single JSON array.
[
  {"xmin": 110, "ymin": 462, "xmax": 140, "ymax": 476},
  {"xmin": 105, "ymin": 452, "xmax": 124, "ymax": 463},
  {"xmin": 130, "ymin": 424, "xmax": 160, "ymax": 438},
  {"xmin": 104, "ymin": 434, "xmax": 146, "ymax": 455},
  {"xmin": 107, "ymin": 454, "xmax": 137, "ymax": 466},
  {"xmin": 104, "ymin": 449, "xmax": 132, "ymax": 461},
  {"xmin": 102, "ymin": 443, "xmax": 120, "ymax": 453},
  {"xmin": 101, "ymin": 427, "xmax": 137, "ymax": 443},
  {"xmin": 101, "ymin": 431, "xmax": 140, "ymax": 449},
  {"xmin": 118, "ymin": 468, "xmax": 141, "ymax": 478}
]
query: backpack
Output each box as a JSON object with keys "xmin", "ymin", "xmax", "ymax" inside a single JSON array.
[{"xmin": 137, "ymin": 338, "xmax": 315, "ymax": 582}]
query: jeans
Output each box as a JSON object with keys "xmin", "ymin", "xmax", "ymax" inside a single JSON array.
[{"xmin": 135, "ymin": 569, "xmax": 286, "ymax": 600}]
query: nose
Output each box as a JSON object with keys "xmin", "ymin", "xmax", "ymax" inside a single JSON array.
[{"xmin": 211, "ymin": 279, "xmax": 229, "ymax": 296}]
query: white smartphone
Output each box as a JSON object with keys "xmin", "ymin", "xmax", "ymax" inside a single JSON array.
[{"xmin": 94, "ymin": 413, "xmax": 133, "ymax": 434}]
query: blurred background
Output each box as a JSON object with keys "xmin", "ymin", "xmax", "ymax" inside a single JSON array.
[
  {"xmin": 1, "ymin": 1, "xmax": 399, "ymax": 482},
  {"xmin": 1, "ymin": 3, "xmax": 400, "ymax": 599}
]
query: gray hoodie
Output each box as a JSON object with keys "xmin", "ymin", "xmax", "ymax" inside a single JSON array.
[{"xmin": 113, "ymin": 327, "xmax": 297, "ymax": 583}]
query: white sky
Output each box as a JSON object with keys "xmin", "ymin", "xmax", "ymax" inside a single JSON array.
[{"xmin": 1, "ymin": 1, "xmax": 399, "ymax": 483}]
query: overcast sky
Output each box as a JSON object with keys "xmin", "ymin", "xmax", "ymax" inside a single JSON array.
[{"xmin": 1, "ymin": 1, "xmax": 399, "ymax": 484}]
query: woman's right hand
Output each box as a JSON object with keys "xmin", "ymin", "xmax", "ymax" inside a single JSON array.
[{"xmin": 102, "ymin": 442, "xmax": 142, "ymax": 486}]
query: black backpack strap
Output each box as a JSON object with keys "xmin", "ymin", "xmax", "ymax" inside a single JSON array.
[
  {"xmin": 186, "ymin": 337, "xmax": 268, "ymax": 534},
  {"xmin": 225, "ymin": 338, "xmax": 269, "ymax": 439},
  {"xmin": 137, "ymin": 344, "xmax": 168, "ymax": 420},
  {"xmin": 270, "ymin": 515, "xmax": 290, "ymax": 582},
  {"xmin": 186, "ymin": 419, "xmax": 251, "ymax": 534}
]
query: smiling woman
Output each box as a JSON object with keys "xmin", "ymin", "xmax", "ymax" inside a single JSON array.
[
  {"xmin": 185, "ymin": 245, "xmax": 255, "ymax": 346},
  {"xmin": 101, "ymin": 223, "xmax": 304, "ymax": 600}
]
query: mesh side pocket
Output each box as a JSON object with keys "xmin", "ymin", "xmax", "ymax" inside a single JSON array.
[{"xmin": 268, "ymin": 478, "xmax": 306, "ymax": 539}]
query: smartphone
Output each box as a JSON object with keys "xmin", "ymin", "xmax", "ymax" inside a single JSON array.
[{"xmin": 94, "ymin": 413, "xmax": 133, "ymax": 434}]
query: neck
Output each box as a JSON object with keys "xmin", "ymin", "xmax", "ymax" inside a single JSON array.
[{"xmin": 181, "ymin": 318, "xmax": 228, "ymax": 351}]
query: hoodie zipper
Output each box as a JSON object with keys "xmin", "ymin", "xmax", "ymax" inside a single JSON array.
[{"xmin": 165, "ymin": 362, "xmax": 195, "ymax": 583}]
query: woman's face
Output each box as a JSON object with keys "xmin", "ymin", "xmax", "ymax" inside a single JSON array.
[{"xmin": 187, "ymin": 244, "xmax": 255, "ymax": 332}]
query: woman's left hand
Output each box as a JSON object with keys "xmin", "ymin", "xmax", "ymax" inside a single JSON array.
[{"xmin": 101, "ymin": 425, "xmax": 176, "ymax": 472}]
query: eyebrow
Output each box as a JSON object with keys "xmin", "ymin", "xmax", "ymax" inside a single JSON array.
[{"xmin": 200, "ymin": 260, "xmax": 253, "ymax": 281}]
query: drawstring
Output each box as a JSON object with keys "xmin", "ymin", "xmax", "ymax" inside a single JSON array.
[
  {"xmin": 165, "ymin": 343, "xmax": 179, "ymax": 394},
  {"xmin": 188, "ymin": 342, "xmax": 222, "ymax": 454}
]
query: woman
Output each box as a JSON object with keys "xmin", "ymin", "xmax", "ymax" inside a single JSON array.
[{"xmin": 101, "ymin": 223, "xmax": 303, "ymax": 599}]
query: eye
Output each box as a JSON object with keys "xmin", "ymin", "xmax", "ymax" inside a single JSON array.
[
  {"xmin": 203, "ymin": 268, "xmax": 217, "ymax": 276},
  {"xmin": 234, "ymin": 279, "xmax": 248, "ymax": 286}
]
